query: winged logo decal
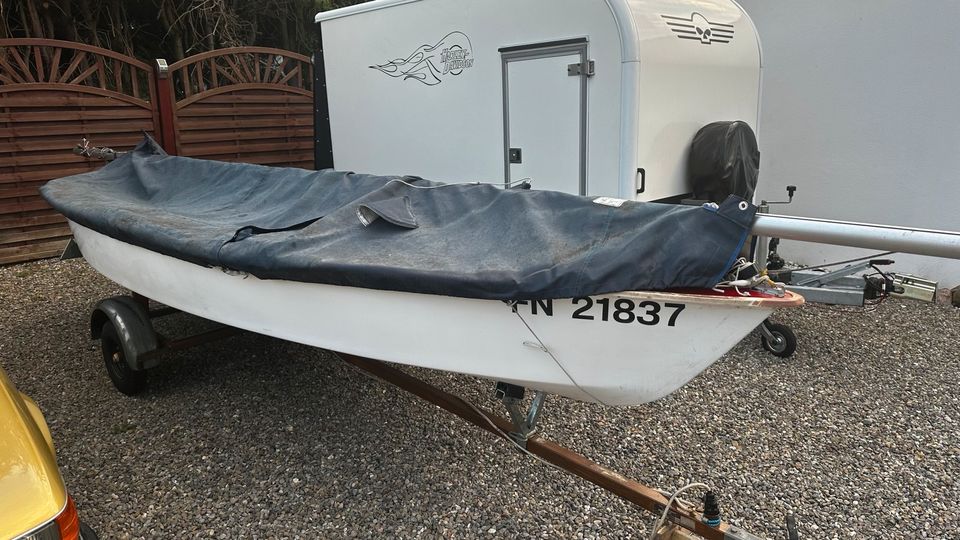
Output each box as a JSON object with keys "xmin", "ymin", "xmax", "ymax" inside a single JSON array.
[
  {"xmin": 370, "ymin": 31, "xmax": 474, "ymax": 86},
  {"xmin": 661, "ymin": 13, "xmax": 734, "ymax": 45}
]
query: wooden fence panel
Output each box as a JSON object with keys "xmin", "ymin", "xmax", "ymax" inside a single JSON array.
[
  {"xmin": 0, "ymin": 39, "xmax": 158, "ymax": 265},
  {"xmin": 0, "ymin": 42, "xmax": 313, "ymax": 265},
  {"xmin": 168, "ymin": 48, "xmax": 314, "ymax": 169}
]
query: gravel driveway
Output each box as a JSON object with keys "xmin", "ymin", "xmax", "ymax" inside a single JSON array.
[{"xmin": 1, "ymin": 258, "xmax": 957, "ymax": 539}]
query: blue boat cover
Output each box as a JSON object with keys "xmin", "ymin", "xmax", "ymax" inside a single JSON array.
[{"xmin": 41, "ymin": 137, "xmax": 756, "ymax": 300}]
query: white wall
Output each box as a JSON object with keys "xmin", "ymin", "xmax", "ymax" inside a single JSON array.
[{"xmin": 737, "ymin": 0, "xmax": 960, "ymax": 287}]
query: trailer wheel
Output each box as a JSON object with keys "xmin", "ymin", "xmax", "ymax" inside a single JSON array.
[
  {"xmin": 760, "ymin": 322, "xmax": 797, "ymax": 358},
  {"xmin": 80, "ymin": 522, "xmax": 99, "ymax": 540},
  {"xmin": 100, "ymin": 321, "xmax": 147, "ymax": 395}
]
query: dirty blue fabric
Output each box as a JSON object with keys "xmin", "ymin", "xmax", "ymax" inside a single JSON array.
[
  {"xmin": 357, "ymin": 195, "xmax": 419, "ymax": 229},
  {"xmin": 41, "ymin": 137, "xmax": 756, "ymax": 300}
]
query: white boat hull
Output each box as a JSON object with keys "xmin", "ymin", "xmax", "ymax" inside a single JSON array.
[{"xmin": 70, "ymin": 222, "xmax": 802, "ymax": 406}]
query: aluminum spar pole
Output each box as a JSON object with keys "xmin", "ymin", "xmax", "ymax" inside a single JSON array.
[{"xmin": 751, "ymin": 214, "xmax": 960, "ymax": 260}]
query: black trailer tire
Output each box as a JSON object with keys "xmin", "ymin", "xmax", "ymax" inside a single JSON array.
[
  {"xmin": 100, "ymin": 321, "xmax": 147, "ymax": 395},
  {"xmin": 761, "ymin": 322, "xmax": 797, "ymax": 358},
  {"xmin": 80, "ymin": 522, "xmax": 99, "ymax": 540}
]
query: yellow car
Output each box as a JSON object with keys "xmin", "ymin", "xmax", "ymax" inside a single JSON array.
[{"xmin": 0, "ymin": 367, "xmax": 97, "ymax": 540}]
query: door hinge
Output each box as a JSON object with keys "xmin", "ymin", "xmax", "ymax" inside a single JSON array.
[{"xmin": 567, "ymin": 60, "xmax": 595, "ymax": 77}]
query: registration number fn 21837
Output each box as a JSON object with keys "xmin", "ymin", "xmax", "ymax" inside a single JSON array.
[{"xmin": 512, "ymin": 297, "xmax": 686, "ymax": 326}]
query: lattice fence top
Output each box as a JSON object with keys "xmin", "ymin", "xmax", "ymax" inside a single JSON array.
[
  {"xmin": 169, "ymin": 47, "xmax": 313, "ymax": 104},
  {"xmin": 0, "ymin": 39, "xmax": 153, "ymax": 102}
]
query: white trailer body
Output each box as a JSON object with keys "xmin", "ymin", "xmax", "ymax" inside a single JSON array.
[{"xmin": 314, "ymin": 0, "xmax": 761, "ymax": 202}]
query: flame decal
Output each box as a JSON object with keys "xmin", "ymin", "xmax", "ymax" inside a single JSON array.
[{"xmin": 371, "ymin": 31, "xmax": 473, "ymax": 86}]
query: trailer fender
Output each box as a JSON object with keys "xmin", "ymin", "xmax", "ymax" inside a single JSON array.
[{"xmin": 90, "ymin": 296, "xmax": 158, "ymax": 371}]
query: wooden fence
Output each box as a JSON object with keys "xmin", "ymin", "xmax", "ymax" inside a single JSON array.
[
  {"xmin": 0, "ymin": 39, "xmax": 313, "ymax": 265},
  {"xmin": 165, "ymin": 47, "xmax": 314, "ymax": 168}
]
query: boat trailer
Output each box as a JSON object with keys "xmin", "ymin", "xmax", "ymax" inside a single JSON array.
[
  {"xmin": 87, "ymin": 292, "xmax": 789, "ymax": 540},
  {"xmin": 69, "ymin": 141, "xmax": 960, "ymax": 538}
]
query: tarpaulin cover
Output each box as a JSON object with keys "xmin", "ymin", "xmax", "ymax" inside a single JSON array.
[
  {"xmin": 41, "ymin": 137, "xmax": 756, "ymax": 300},
  {"xmin": 689, "ymin": 120, "xmax": 760, "ymax": 203}
]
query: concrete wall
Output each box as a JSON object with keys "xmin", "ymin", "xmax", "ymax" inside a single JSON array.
[{"xmin": 737, "ymin": 0, "xmax": 960, "ymax": 287}]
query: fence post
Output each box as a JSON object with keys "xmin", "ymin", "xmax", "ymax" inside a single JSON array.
[
  {"xmin": 313, "ymin": 24, "xmax": 333, "ymax": 170},
  {"xmin": 153, "ymin": 59, "xmax": 178, "ymax": 155}
]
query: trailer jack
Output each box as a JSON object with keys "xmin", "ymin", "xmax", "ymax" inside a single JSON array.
[{"xmin": 494, "ymin": 382, "xmax": 546, "ymax": 448}]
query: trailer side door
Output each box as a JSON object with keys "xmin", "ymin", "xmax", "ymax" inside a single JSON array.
[{"xmin": 501, "ymin": 40, "xmax": 588, "ymax": 195}]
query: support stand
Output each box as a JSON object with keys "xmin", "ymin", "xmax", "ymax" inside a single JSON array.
[{"xmin": 494, "ymin": 382, "xmax": 546, "ymax": 448}]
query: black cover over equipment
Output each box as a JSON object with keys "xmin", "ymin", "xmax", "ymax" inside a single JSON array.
[
  {"xmin": 42, "ymin": 137, "xmax": 756, "ymax": 300},
  {"xmin": 689, "ymin": 121, "xmax": 760, "ymax": 203}
]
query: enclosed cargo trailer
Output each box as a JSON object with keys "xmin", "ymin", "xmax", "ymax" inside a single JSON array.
[{"xmin": 313, "ymin": 0, "xmax": 762, "ymax": 202}]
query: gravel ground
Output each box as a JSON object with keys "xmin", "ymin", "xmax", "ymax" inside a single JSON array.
[{"xmin": 1, "ymin": 258, "xmax": 958, "ymax": 539}]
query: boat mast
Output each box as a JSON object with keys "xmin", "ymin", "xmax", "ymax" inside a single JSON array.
[{"xmin": 752, "ymin": 213, "xmax": 960, "ymax": 260}]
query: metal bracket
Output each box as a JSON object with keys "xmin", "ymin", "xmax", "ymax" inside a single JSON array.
[
  {"xmin": 761, "ymin": 185, "xmax": 797, "ymax": 206},
  {"xmin": 758, "ymin": 320, "xmax": 784, "ymax": 349},
  {"xmin": 495, "ymin": 382, "xmax": 547, "ymax": 448},
  {"xmin": 891, "ymin": 273, "xmax": 937, "ymax": 302},
  {"xmin": 74, "ymin": 137, "xmax": 124, "ymax": 161},
  {"xmin": 567, "ymin": 60, "xmax": 595, "ymax": 77},
  {"xmin": 793, "ymin": 261, "xmax": 881, "ymax": 287}
]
